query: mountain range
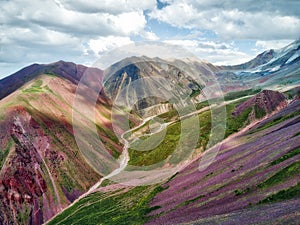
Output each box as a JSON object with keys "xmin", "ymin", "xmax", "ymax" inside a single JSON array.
[{"xmin": 0, "ymin": 40, "xmax": 299, "ymax": 225}]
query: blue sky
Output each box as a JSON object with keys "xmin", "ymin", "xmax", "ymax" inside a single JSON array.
[{"xmin": 1, "ymin": 0, "xmax": 300, "ymax": 79}]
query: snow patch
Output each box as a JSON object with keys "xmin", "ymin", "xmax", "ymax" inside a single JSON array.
[
  {"xmin": 269, "ymin": 65, "xmax": 281, "ymax": 72},
  {"xmin": 285, "ymin": 49, "xmax": 300, "ymax": 64}
]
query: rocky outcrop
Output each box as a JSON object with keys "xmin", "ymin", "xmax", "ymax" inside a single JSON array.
[
  {"xmin": 232, "ymin": 90, "xmax": 287, "ymax": 120},
  {"xmin": 0, "ymin": 107, "xmax": 101, "ymax": 225},
  {"xmin": 0, "ymin": 108, "xmax": 49, "ymax": 224},
  {"xmin": 137, "ymin": 103, "xmax": 173, "ymax": 118}
]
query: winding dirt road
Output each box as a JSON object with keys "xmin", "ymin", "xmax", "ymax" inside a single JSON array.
[{"xmin": 44, "ymin": 115, "xmax": 156, "ymax": 224}]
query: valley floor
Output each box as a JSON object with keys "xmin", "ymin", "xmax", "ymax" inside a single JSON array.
[{"xmin": 48, "ymin": 99, "xmax": 300, "ymax": 225}]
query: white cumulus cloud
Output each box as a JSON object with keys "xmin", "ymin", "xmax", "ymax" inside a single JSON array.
[
  {"xmin": 150, "ymin": 0, "xmax": 300, "ymax": 40},
  {"xmin": 87, "ymin": 36, "xmax": 134, "ymax": 57}
]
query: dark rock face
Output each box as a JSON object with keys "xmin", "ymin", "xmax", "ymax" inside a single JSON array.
[
  {"xmin": 0, "ymin": 106, "xmax": 101, "ymax": 225},
  {"xmin": 0, "ymin": 108, "xmax": 48, "ymax": 225},
  {"xmin": 232, "ymin": 90, "xmax": 287, "ymax": 119}
]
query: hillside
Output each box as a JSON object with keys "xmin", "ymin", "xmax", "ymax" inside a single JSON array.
[
  {"xmin": 47, "ymin": 92, "xmax": 300, "ymax": 225},
  {"xmin": 232, "ymin": 90, "xmax": 287, "ymax": 120},
  {"xmin": 0, "ymin": 64, "xmax": 123, "ymax": 224}
]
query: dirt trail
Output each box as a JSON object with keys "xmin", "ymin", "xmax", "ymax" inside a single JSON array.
[
  {"xmin": 45, "ymin": 96, "xmax": 265, "ymax": 224},
  {"xmin": 38, "ymin": 143, "xmax": 62, "ymax": 211},
  {"xmin": 44, "ymin": 115, "xmax": 155, "ymax": 224}
]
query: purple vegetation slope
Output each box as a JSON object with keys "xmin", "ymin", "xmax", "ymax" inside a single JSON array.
[{"xmin": 146, "ymin": 99, "xmax": 300, "ymax": 224}]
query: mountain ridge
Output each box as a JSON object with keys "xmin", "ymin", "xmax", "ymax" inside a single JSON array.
[
  {"xmin": 1, "ymin": 39, "xmax": 299, "ymax": 102},
  {"xmin": 0, "ymin": 61, "xmax": 106, "ymax": 101}
]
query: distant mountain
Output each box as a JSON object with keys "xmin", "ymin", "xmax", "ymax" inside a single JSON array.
[
  {"xmin": 224, "ymin": 39, "xmax": 300, "ymax": 70},
  {"xmin": 217, "ymin": 40, "xmax": 300, "ymax": 91},
  {"xmin": 104, "ymin": 41, "xmax": 300, "ymax": 108},
  {"xmin": 227, "ymin": 49, "xmax": 276, "ymax": 70},
  {"xmin": 103, "ymin": 56, "xmax": 222, "ymax": 117}
]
